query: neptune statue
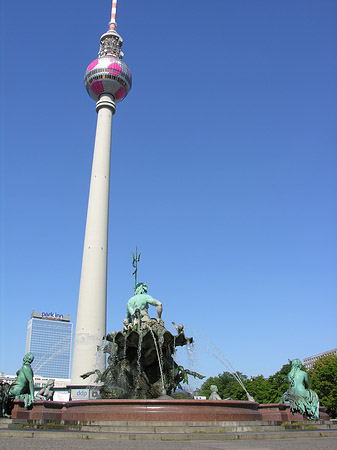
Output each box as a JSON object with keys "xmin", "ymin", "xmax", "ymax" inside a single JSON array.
[{"xmin": 126, "ymin": 282, "xmax": 163, "ymax": 328}]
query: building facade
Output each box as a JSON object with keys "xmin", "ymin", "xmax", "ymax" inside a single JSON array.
[
  {"xmin": 26, "ymin": 311, "xmax": 73, "ymax": 379},
  {"xmin": 0, "ymin": 373, "xmax": 70, "ymax": 389},
  {"xmin": 303, "ymin": 348, "xmax": 337, "ymax": 370}
]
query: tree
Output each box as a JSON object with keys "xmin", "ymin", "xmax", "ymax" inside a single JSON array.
[
  {"xmin": 199, "ymin": 361, "xmax": 292, "ymax": 404},
  {"xmin": 265, "ymin": 361, "xmax": 292, "ymax": 403},
  {"xmin": 199, "ymin": 372, "xmax": 248, "ymax": 400},
  {"xmin": 244, "ymin": 375, "xmax": 269, "ymax": 404},
  {"xmin": 309, "ymin": 354, "xmax": 337, "ymax": 418}
]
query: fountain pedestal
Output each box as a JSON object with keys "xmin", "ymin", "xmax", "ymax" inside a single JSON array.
[
  {"xmin": 258, "ymin": 403, "xmax": 330, "ymax": 422},
  {"xmin": 11, "ymin": 399, "xmax": 262, "ymax": 422}
]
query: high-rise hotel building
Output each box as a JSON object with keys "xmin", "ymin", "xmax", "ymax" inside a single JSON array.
[{"xmin": 26, "ymin": 311, "xmax": 73, "ymax": 379}]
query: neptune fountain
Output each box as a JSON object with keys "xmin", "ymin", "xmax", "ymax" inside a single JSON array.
[
  {"xmin": 82, "ymin": 277, "xmax": 205, "ymax": 399},
  {"xmin": 7, "ymin": 252, "xmax": 325, "ymax": 425}
]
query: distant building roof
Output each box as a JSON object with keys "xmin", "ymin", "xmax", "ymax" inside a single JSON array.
[{"xmin": 303, "ymin": 348, "xmax": 337, "ymax": 370}]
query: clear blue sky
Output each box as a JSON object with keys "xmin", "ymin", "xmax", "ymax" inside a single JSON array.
[{"xmin": 1, "ymin": 0, "xmax": 336, "ymax": 386}]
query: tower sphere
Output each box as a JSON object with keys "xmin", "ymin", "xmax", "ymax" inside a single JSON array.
[{"xmin": 84, "ymin": 56, "xmax": 132, "ymax": 103}]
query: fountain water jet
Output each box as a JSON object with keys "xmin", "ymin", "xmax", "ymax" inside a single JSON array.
[
  {"xmin": 187, "ymin": 329, "xmax": 255, "ymax": 402},
  {"xmin": 145, "ymin": 324, "xmax": 165, "ymax": 395}
]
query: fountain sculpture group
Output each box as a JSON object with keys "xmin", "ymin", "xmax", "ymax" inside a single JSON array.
[
  {"xmin": 81, "ymin": 281, "xmax": 205, "ymax": 399},
  {"xmin": 2, "ymin": 296, "xmax": 323, "ymax": 423},
  {"xmin": 1, "ymin": 254, "xmax": 323, "ymax": 422},
  {"xmin": 1, "ymin": 272, "xmax": 323, "ymax": 423}
]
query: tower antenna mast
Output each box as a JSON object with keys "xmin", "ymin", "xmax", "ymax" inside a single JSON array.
[{"xmin": 109, "ymin": 0, "xmax": 118, "ymax": 31}]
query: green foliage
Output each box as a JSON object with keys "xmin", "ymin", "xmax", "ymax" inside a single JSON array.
[
  {"xmin": 171, "ymin": 391, "xmax": 191, "ymax": 399},
  {"xmin": 309, "ymin": 354, "xmax": 337, "ymax": 418},
  {"xmin": 264, "ymin": 362, "xmax": 291, "ymax": 403},
  {"xmin": 200, "ymin": 356, "xmax": 337, "ymax": 417},
  {"xmin": 244, "ymin": 375, "xmax": 269, "ymax": 403},
  {"xmin": 199, "ymin": 372, "xmax": 247, "ymax": 400},
  {"xmin": 199, "ymin": 362, "xmax": 292, "ymax": 404}
]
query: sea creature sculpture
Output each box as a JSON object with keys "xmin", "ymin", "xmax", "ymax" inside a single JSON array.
[
  {"xmin": 209, "ymin": 384, "xmax": 222, "ymax": 400},
  {"xmin": 281, "ymin": 359, "xmax": 319, "ymax": 420},
  {"xmin": 35, "ymin": 379, "xmax": 55, "ymax": 401}
]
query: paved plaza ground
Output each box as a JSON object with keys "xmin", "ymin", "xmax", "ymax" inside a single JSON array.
[{"xmin": 1, "ymin": 436, "xmax": 337, "ymax": 450}]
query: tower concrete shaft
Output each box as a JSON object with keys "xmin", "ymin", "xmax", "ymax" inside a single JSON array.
[
  {"xmin": 71, "ymin": 0, "xmax": 131, "ymax": 386},
  {"xmin": 71, "ymin": 94, "xmax": 115, "ymax": 385}
]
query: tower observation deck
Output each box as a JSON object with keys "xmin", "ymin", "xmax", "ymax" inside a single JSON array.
[{"xmin": 71, "ymin": 0, "xmax": 132, "ymax": 386}]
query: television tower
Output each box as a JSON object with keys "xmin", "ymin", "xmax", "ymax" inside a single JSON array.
[{"xmin": 71, "ymin": 0, "xmax": 132, "ymax": 385}]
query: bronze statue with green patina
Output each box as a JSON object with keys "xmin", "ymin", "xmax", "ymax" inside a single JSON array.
[
  {"xmin": 132, "ymin": 247, "xmax": 141, "ymax": 291},
  {"xmin": 81, "ymin": 249, "xmax": 205, "ymax": 399},
  {"xmin": 0, "ymin": 382, "xmax": 11, "ymax": 417},
  {"xmin": 126, "ymin": 282, "xmax": 163, "ymax": 328},
  {"xmin": 281, "ymin": 359, "xmax": 319, "ymax": 420},
  {"xmin": 9, "ymin": 353, "xmax": 35, "ymax": 408}
]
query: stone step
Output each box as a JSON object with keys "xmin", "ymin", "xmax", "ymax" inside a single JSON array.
[
  {"xmin": 70, "ymin": 424, "xmax": 283, "ymax": 433},
  {"xmin": 1, "ymin": 428, "xmax": 337, "ymax": 442},
  {"xmin": 10, "ymin": 418, "xmax": 264, "ymax": 427},
  {"xmin": 8, "ymin": 419, "xmax": 337, "ymax": 434},
  {"xmin": 11, "ymin": 418, "xmax": 332, "ymax": 426},
  {"xmin": 76, "ymin": 423, "xmax": 337, "ymax": 433},
  {"xmin": 0, "ymin": 418, "xmax": 13, "ymax": 429}
]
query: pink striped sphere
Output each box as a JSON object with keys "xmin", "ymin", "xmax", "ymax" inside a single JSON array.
[{"xmin": 84, "ymin": 57, "xmax": 132, "ymax": 102}]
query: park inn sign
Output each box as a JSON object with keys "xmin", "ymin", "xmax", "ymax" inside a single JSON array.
[
  {"xmin": 31, "ymin": 310, "xmax": 71, "ymax": 322},
  {"xmin": 42, "ymin": 312, "xmax": 64, "ymax": 320}
]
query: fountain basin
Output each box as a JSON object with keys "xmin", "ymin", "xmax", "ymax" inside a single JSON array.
[
  {"xmin": 259, "ymin": 403, "xmax": 330, "ymax": 422},
  {"xmin": 11, "ymin": 399, "xmax": 262, "ymax": 422}
]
